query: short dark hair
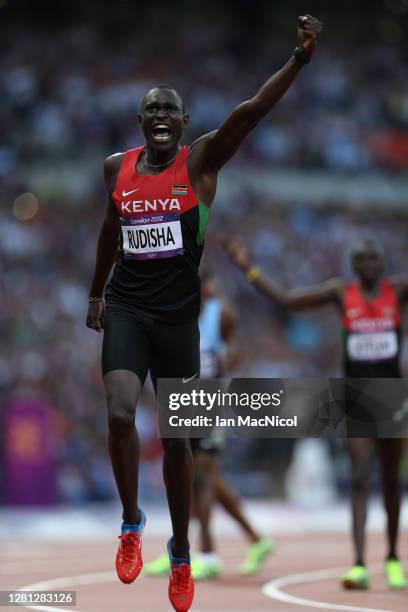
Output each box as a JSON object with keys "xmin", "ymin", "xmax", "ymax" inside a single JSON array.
[
  {"xmin": 140, "ymin": 84, "xmax": 185, "ymax": 113},
  {"xmin": 351, "ymin": 239, "xmax": 384, "ymax": 260}
]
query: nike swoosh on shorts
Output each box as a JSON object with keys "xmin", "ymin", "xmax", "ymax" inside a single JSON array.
[{"xmin": 182, "ymin": 374, "xmax": 198, "ymax": 383}]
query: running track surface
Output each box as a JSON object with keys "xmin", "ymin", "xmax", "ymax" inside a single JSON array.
[{"xmin": 2, "ymin": 532, "xmax": 407, "ymax": 612}]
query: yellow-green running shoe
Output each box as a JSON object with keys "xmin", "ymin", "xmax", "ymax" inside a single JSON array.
[
  {"xmin": 143, "ymin": 553, "xmax": 170, "ymax": 576},
  {"xmin": 341, "ymin": 565, "xmax": 370, "ymax": 589},
  {"xmin": 191, "ymin": 556, "xmax": 222, "ymax": 580},
  {"xmin": 384, "ymin": 559, "xmax": 407, "ymax": 589},
  {"xmin": 239, "ymin": 538, "xmax": 274, "ymax": 575}
]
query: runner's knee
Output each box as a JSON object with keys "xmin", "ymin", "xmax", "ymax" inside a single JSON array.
[
  {"xmin": 351, "ymin": 468, "xmax": 370, "ymax": 493},
  {"xmin": 382, "ymin": 472, "xmax": 400, "ymax": 495},
  {"xmin": 107, "ymin": 396, "xmax": 136, "ymax": 434}
]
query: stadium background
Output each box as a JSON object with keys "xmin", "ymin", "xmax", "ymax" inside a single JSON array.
[{"xmin": 0, "ymin": 0, "xmax": 407, "ymax": 518}]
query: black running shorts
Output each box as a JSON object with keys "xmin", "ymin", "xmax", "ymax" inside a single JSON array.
[{"xmin": 101, "ymin": 305, "xmax": 200, "ymax": 388}]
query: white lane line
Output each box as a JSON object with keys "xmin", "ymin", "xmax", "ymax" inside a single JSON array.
[
  {"xmin": 18, "ymin": 562, "xmax": 404, "ymax": 612},
  {"xmin": 262, "ymin": 563, "xmax": 393, "ymax": 612},
  {"xmin": 18, "ymin": 571, "xmax": 116, "ymax": 612},
  {"xmin": 19, "ymin": 572, "xmax": 177, "ymax": 612},
  {"xmin": 1, "ymin": 558, "xmax": 111, "ymax": 574}
]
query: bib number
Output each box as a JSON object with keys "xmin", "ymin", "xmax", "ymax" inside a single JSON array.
[
  {"xmin": 347, "ymin": 331, "xmax": 398, "ymax": 361},
  {"xmin": 121, "ymin": 213, "xmax": 183, "ymax": 260}
]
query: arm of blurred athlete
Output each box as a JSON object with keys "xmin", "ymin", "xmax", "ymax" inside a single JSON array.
[
  {"xmin": 224, "ymin": 237, "xmax": 343, "ymax": 310},
  {"xmin": 86, "ymin": 155, "xmax": 122, "ymax": 332},
  {"xmin": 219, "ymin": 302, "xmax": 239, "ymax": 373},
  {"xmin": 391, "ymin": 275, "xmax": 408, "ymax": 308},
  {"xmin": 188, "ymin": 14, "xmax": 322, "ymax": 203}
]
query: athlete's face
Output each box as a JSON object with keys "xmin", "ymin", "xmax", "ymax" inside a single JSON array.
[
  {"xmin": 138, "ymin": 89, "xmax": 189, "ymax": 151},
  {"xmin": 352, "ymin": 246, "xmax": 384, "ymax": 284}
]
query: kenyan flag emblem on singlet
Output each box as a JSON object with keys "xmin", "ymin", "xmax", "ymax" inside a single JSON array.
[{"xmin": 172, "ymin": 185, "xmax": 188, "ymax": 195}]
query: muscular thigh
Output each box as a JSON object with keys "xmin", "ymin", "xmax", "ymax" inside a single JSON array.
[
  {"xmin": 102, "ymin": 307, "xmax": 151, "ymax": 383},
  {"xmin": 149, "ymin": 318, "xmax": 200, "ymax": 391}
]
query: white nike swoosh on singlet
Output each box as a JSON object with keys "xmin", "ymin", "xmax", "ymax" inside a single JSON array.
[
  {"xmin": 122, "ymin": 188, "xmax": 140, "ymax": 197},
  {"xmin": 182, "ymin": 374, "xmax": 198, "ymax": 383}
]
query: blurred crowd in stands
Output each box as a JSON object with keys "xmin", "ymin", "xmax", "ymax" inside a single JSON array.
[
  {"xmin": 1, "ymin": 0, "xmax": 408, "ymax": 183},
  {"xmin": 1, "ymin": 1, "xmax": 408, "ymax": 503},
  {"xmin": 2, "ymin": 200, "xmax": 407, "ymax": 503}
]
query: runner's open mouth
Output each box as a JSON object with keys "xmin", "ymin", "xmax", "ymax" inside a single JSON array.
[{"xmin": 153, "ymin": 124, "xmax": 172, "ymax": 141}]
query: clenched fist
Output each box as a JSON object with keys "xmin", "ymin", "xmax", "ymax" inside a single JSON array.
[
  {"xmin": 86, "ymin": 300, "xmax": 106, "ymax": 333},
  {"xmin": 297, "ymin": 14, "xmax": 323, "ymax": 59}
]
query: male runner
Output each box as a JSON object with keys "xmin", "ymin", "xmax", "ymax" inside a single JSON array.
[
  {"xmin": 144, "ymin": 272, "xmax": 273, "ymax": 580},
  {"xmin": 86, "ymin": 15, "xmax": 322, "ymax": 611},
  {"xmin": 225, "ymin": 236, "xmax": 408, "ymax": 590}
]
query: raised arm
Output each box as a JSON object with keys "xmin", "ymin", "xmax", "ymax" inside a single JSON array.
[
  {"xmin": 190, "ymin": 15, "xmax": 322, "ymax": 176},
  {"xmin": 224, "ymin": 237, "xmax": 343, "ymax": 310},
  {"xmin": 86, "ymin": 155, "xmax": 121, "ymax": 332}
]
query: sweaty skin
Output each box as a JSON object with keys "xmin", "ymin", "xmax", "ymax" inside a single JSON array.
[{"xmin": 86, "ymin": 14, "xmax": 323, "ymax": 330}]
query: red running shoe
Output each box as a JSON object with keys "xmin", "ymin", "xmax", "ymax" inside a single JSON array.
[
  {"xmin": 116, "ymin": 512, "xmax": 146, "ymax": 584},
  {"xmin": 168, "ymin": 563, "xmax": 194, "ymax": 612}
]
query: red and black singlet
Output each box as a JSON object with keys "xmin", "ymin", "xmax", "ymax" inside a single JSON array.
[
  {"xmin": 104, "ymin": 146, "xmax": 210, "ymax": 321},
  {"xmin": 341, "ymin": 279, "xmax": 402, "ymax": 377}
]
